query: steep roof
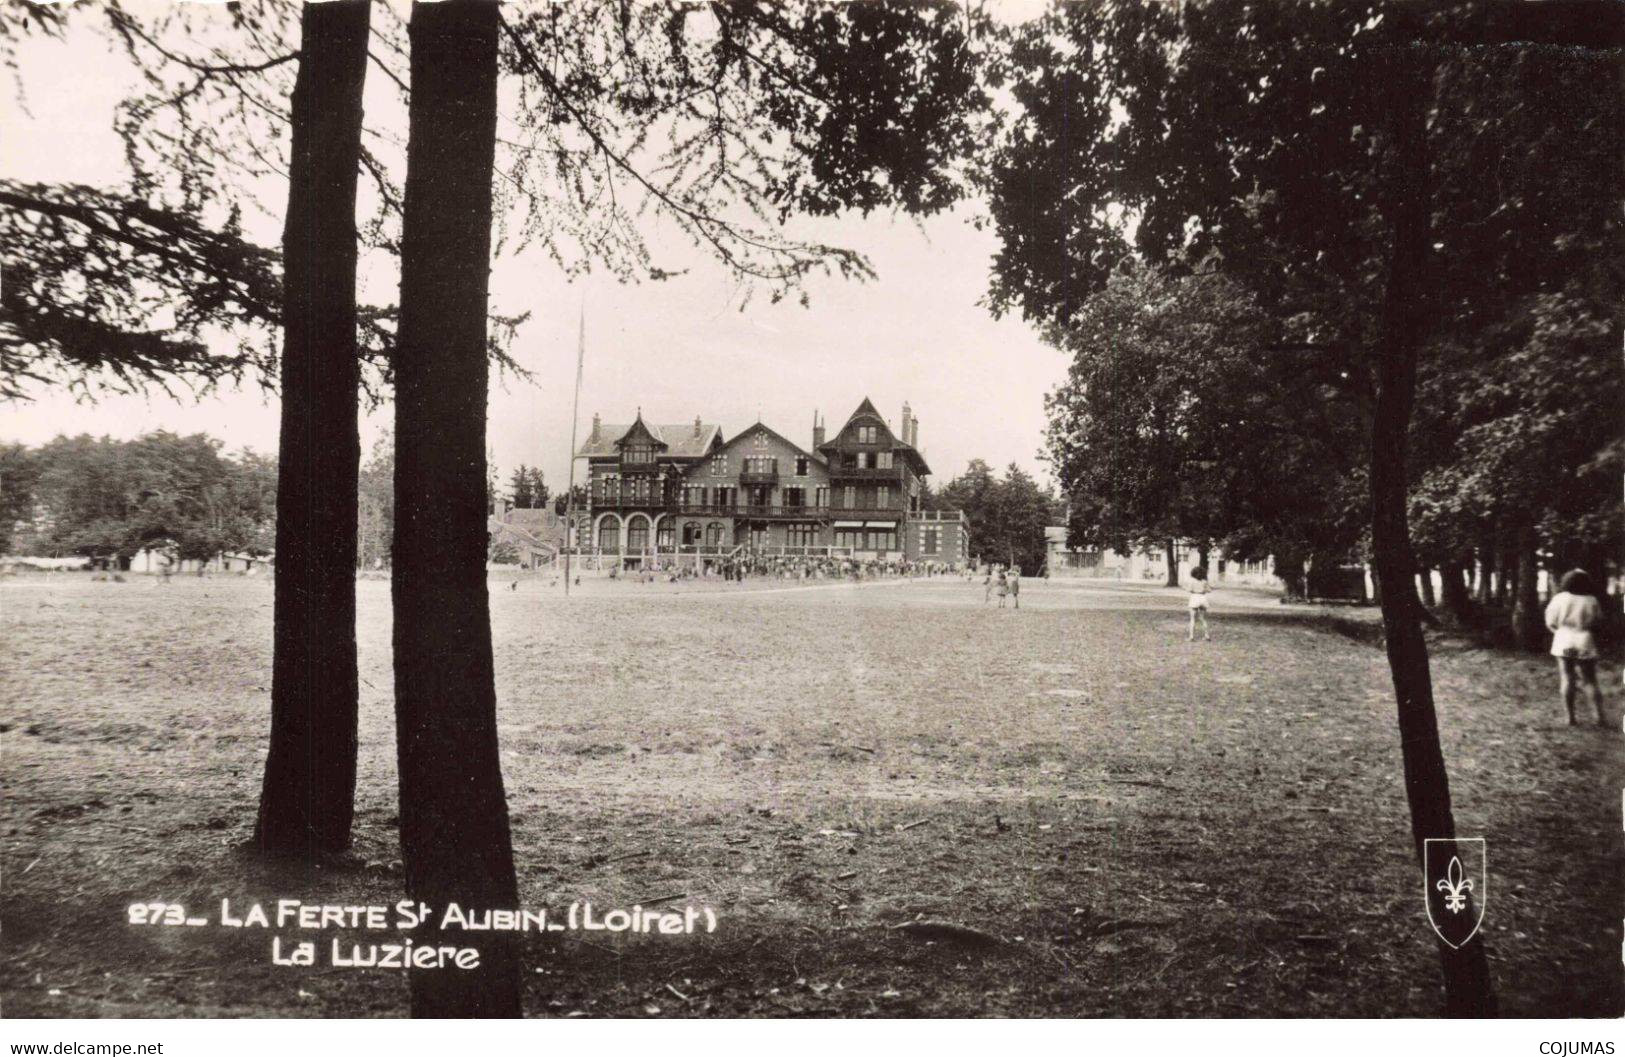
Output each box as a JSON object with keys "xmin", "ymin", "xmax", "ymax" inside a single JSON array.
[
  {"xmin": 576, "ymin": 418, "xmax": 723, "ymax": 458},
  {"xmin": 818, "ymin": 397, "xmax": 931, "ymax": 476},
  {"xmin": 716, "ymin": 421, "xmax": 826, "ymax": 463}
]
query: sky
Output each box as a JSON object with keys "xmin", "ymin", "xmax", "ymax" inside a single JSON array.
[{"xmin": 1, "ymin": 3, "xmax": 1065, "ymax": 494}]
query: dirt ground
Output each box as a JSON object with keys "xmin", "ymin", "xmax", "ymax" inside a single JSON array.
[{"xmin": 2, "ymin": 572, "xmax": 1620, "ymax": 1018}]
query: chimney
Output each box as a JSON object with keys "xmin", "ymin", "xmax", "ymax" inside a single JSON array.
[
  {"xmin": 591, "ymin": 413, "xmax": 601, "ymax": 441},
  {"xmin": 909, "ymin": 408, "xmax": 920, "ymax": 448},
  {"xmin": 901, "ymin": 402, "xmax": 913, "ymax": 446},
  {"xmin": 812, "ymin": 411, "xmax": 825, "ymax": 449},
  {"xmin": 694, "ymin": 415, "xmax": 703, "ymax": 437}
]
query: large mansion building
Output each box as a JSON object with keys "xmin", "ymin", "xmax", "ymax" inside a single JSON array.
[{"xmin": 574, "ymin": 398, "xmax": 968, "ymax": 565}]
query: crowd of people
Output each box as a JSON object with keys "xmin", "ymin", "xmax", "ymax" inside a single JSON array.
[{"xmin": 598, "ymin": 553, "xmax": 968, "ymax": 584}]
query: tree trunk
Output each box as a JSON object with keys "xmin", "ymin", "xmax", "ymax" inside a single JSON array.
[
  {"xmin": 1474, "ymin": 542, "xmax": 1494, "ymax": 605},
  {"xmin": 255, "ymin": 0, "xmax": 371, "ymax": 857},
  {"xmin": 1277, "ymin": 553, "xmax": 1307, "ymax": 601},
  {"xmin": 1368, "ymin": 50, "xmax": 1495, "ymax": 1016},
  {"xmin": 1440, "ymin": 561, "xmax": 1472, "ymax": 621},
  {"xmin": 1494, "ymin": 538, "xmax": 1514, "ymax": 608},
  {"xmin": 1510, "ymin": 524, "xmax": 1544, "ymax": 650},
  {"xmin": 1417, "ymin": 567, "xmax": 1436, "ymax": 608},
  {"xmin": 1164, "ymin": 539, "xmax": 1179, "ymax": 588},
  {"xmin": 393, "ymin": 0, "xmax": 520, "ymax": 1018}
]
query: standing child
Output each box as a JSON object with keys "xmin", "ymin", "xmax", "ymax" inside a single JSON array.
[
  {"xmin": 1187, "ymin": 566, "xmax": 1211, "ymax": 641},
  {"xmin": 1009, "ymin": 565, "xmax": 1022, "ymax": 610},
  {"xmin": 996, "ymin": 566, "xmax": 1009, "ymax": 609},
  {"xmin": 1545, "ymin": 568, "xmax": 1606, "ymax": 727},
  {"xmin": 984, "ymin": 564, "xmax": 994, "ymax": 605}
]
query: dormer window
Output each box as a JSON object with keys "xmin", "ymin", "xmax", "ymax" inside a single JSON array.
[
  {"xmin": 711, "ymin": 453, "xmax": 729, "ymax": 476},
  {"xmin": 877, "ymin": 451, "xmax": 893, "ymax": 469},
  {"xmin": 624, "ymin": 446, "xmax": 653, "ymax": 464},
  {"xmin": 753, "ymin": 431, "xmax": 768, "ymax": 448},
  {"xmin": 857, "ymin": 425, "xmax": 877, "ymax": 444}
]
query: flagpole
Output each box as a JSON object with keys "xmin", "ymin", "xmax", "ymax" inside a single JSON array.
[{"xmin": 563, "ymin": 304, "xmax": 586, "ymax": 597}]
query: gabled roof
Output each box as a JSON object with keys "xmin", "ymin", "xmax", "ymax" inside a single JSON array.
[
  {"xmin": 715, "ymin": 421, "xmax": 825, "ymax": 463},
  {"xmin": 818, "ymin": 397, "xmax": 931, "ymax": 476},
  {"xmin": 577, "ymin": 417, "xmax": 723, "ymax": 458},
  {"xmin": 618, "ymin": 414, "xmax": 666, "ymax": 451}
]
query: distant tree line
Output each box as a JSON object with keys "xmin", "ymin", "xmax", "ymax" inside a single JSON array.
[
  {"xmin": 504, "ymin": 465, "xmax": 548, "ymax": 510},
  {"xmin": 0, "ymin": 432, "xmax": 276, "ymax": 565},
  {"xmin": 925, "ymin": 459, "xmax": 1061, "ymax": 574}
]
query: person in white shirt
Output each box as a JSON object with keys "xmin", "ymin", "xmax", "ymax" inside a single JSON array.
[
  {"xmin": 1545, "ymin": 568, "xmax": 1606, "ymax": 727},
  {"xmin": 1187, "ymin": 565, "xmax": 1212, "ymax": 641}
]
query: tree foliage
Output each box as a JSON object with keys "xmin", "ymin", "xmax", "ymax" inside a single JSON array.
[
  {"xmin": 1043, "ymin": 264, "xmax": 1366, "ymax": 575},
  {"xmin": 9, "ymin": 432, "xmax": 276, "ymax": 563},
  {"xmin": 936, "ymin": 458, "xmax": 1058, "ymax": 573},
  {"xmin": 989, "ymin": 0, "xmax": 1620, "ymax": 605}
]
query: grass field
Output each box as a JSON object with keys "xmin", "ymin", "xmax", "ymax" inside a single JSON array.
[{"xmin": 2, "ymin": 572, "xmax": 1620, "ymax": 1017}]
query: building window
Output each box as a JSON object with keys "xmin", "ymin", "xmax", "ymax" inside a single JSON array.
[
  {"xmin": 683, "ymin": 521, "xmax": 701, "ymax": 545},
  {"xmin": 877, "ymin": 486, "xmax": 890, "ymax": 508},
  {"xmin": 753, "ymin": 431, "xmax": 768, "ymax": 448},
  {"xmin": 656, "ymin": 522, "xmax": 674, "ymax": 548},
  {"xmin": 624, "ymin": 446, "xmax": 652, "ymax": 464},
  {"xmin": 711, "ymin": 453, "xmax": 728, "ymax": 475},
  {"xmin": 706, "ymin": 522, "xmax": 725, "ymax": 548},
  {"xmin": 856, "ymin": 451, "xmax": 871, "ymax": 469},
  {"xmin": 842, "ymin": 485, "xmax": 855, "ymax": 510},
  {"xmin": 783, "ymin": 487, "xmax": 805, "ymax": 509},
  {"xmin": 868, "ymin": 529, "xmax": 896, "ymax": 551},
  {"xmin": 814, "ymin": 486, "xmax": 829, "ymax": 509},
  {"xmin": 858, "ymin": 425, "xmax": 877, "ymax": 443},
  {"xmin": 627, "ymin": 524, "xmax": 649, "ymax": 552},
  {"xmin": 598, "ymin": 521, "xmax": 620, "ymax": 552},
  {"xmin": 786, "ymin": 524, "xmax": 819, "ymax": 548},
  {"xmin": 877, "ymin": 451, "xmax": 893, "ymax": 469},
  {"xmin": 923, "ymin": 529, "xmax": 939, "ymax": 555},
  {"xmin": 795, "ymin": 456, "xmax": 809, "ymax": 476},
  {"xmin": 744, "ymin": 456, "xmax": 776, "ymax": 475}
]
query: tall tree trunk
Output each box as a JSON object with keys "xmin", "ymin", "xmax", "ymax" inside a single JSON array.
[
  {"xmin": 1368, "ymin": 49, "xmax": 1495, "ymax": 1016},
  {"xmin": 1440, "ymin": 561, "xmax": 1472, "ymax": 621},
  {"xmin": 1494, "ymin": 537, "xmax": 1514, "ymax": 608},
  {"xmin": 1164, "ymin": 538, "xmax": 1179, "ymax": 588},
  {"xmin": 1474, "ymin": 542, "xmax": 1494, "ymax": 605},
  {"xmin": 1417, "ymin": 567, "xmax": 1436, "ymax": 608},
  {"xmin": 1510, "ymin": 524, "xmax": 1544, "ymax": 650},
  {"xmin": 1276, "ymin": 549, "xmax": 1307, "ymax": 600},
  {"xmin": 393, "ymin": 0, "xmax": 520, "ymax": 1018},
  {"xmin": 255, "ymin": 0, "xmax": 371, "ymax": 857}
]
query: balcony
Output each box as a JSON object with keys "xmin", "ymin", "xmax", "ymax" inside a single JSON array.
[
  {"xmin": 591, "ymin": 495, "xmax": 669, "ymax": 510},
  {"xmin": 826, "ymin": 507, "xmax": 905, "ymax": 522},
  {"xmin": 589, "ymin": 498, "xmax": 907, "ymax": 521},
  {"xmin": 826, "ymin": 464, "xmax": 906, "ymax": 483},
  {"xmin": 738, "ymin": 467, "xmax": 780, "ymax": 486},
  {"xmin": 673, "ymin": 502, "xmax": 828, "ymax": 520}
]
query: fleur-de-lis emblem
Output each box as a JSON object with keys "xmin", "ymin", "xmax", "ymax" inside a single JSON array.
[{"xmin": 1435, "ymin": 855, "xmax": 1474, "ymax": 913}]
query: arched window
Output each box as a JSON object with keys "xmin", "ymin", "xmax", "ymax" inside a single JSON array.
[
  {"xmin": 626, "ymin": 521, "xmax": 649, "ymax": 552},
  {"xmin": 597, "ymin": 520, "xmax": 620, "ymax": 552},
  {"xmin": 683, "ymin": 521, "xmax": 702, "ymax": 545},
  {"xmin": 706, "ymin": 522, "xmax": 725, "ymax": 548},
  {"xmin": 656, "ymin": 522, "xmax": 675, "ymax": 549}
]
